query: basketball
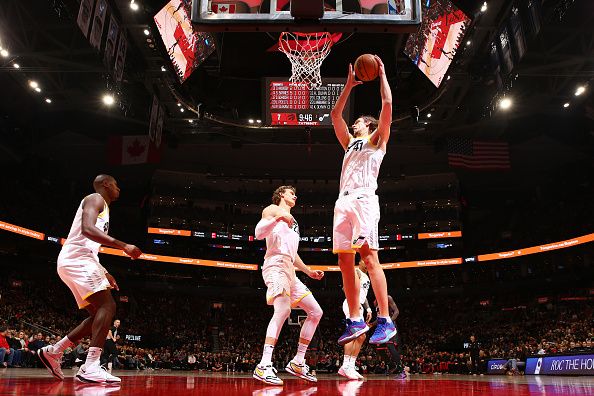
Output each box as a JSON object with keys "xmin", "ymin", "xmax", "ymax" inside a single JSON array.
[{"xmin": 354, "ymin": 54, "xmax": 379, "ymax": 82}]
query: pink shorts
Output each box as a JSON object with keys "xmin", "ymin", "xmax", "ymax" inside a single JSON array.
[
  {"xmin": 262, "ymin": 255, "xmax": 311, "ymax": 307},
  {"xmin": 333, "ymin": 191, "xmax": 380, "ymax": 253}
]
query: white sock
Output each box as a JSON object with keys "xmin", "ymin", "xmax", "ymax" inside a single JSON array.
[
  {"xmin": 294, "ymin": 342, "xmax": 309, "ymax": 364},
  {"xmin": 348, "ymin": 355, "xmax": 357, "ymax": 369},
  {"xmin": 349, "ymin": 316, "xmax": 364, "ymax": 323},
  {"xmin": 350, "ymin": 356, "xmax": 357, "ymax": 369},
  {"xmin": 260, "ymin": 344, "xmax": 274, "ymax": 366},
  {"xmin": 342, "ymin": 354, "xmax": 351, "ymax": 368},
  {"xmin": 52, "ymin": 336, "xmax": 74, "ymax": 353},
  {"xmin": 84, "ymin": 347, "xmax": 102, "ymax": 367}
]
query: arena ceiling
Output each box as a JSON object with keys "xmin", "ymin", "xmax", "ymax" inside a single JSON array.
[{"xmin": 0, "ymin": 0, "xmax": 592, "ymax": 189}]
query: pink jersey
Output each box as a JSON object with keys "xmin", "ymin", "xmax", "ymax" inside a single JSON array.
[{"xmin": 264, "ymin": 217, "xmax": 300, "ymax": 262}]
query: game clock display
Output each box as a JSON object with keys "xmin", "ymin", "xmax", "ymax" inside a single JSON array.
[{"xmin": 264, "ymin": 78, "xmax": 351, "ymax": 127}]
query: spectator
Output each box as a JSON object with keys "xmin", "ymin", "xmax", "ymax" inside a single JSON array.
[{"xmin": 0, "ymin": 327, "xmax": 15, "ymax": 368}]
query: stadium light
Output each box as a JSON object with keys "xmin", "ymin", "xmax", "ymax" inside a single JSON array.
[
  {"xmin": 28, "ymin": 80, "xmax": 39, "ymax": 89},
  {"xmin": 130, "ymin": 1, "xmax": 139, "ymax": 11},
  {"xmin": 13, "ymin": 63, "xmax": 20, "ymax": 69},
  {"xmin": 0, "ymin": 49, "xmax": 8, "ymax": 57},
  {"xmin": 102, "ymin": 94, "xmax": 115, "ymax": 106},
  {"xmin": 481, "ymin": 2, "xmax": 487, "ymax": 12},
  {"xmin": 574, "ymin": 86, "xmax": 586, "ymax": 96},
  {"xmin": 45, "ymin": 98, "xmax": 52, "ymax": 104},
  {"xmin": 499, "ymin": 97, "xmax": 512, "ymax": 110}
]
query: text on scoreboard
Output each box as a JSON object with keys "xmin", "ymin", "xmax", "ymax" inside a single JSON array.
[{"xmin": 264, "ymin": 78, "xmax": 351, "ymax": 127}]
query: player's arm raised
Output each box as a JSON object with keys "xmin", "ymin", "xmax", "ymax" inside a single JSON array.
[
  {"xmin": 371, "ymin": 55, "xmax": 392, "ymax": 149},
  {"xmin": 81, "ymin": 194, "xmax": 141, "ymax": 259},
  {"xmin": 255, "ymin": 205, "xmax": 293, "ymax": 240},
  {"xmin": 331, "ymin": 63, "xmax": 362, "ymax": 150}
]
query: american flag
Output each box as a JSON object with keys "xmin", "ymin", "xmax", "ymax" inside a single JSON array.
[{"xmin": 447, "ymin": 138, "xmax": 510, "ymax": 170}]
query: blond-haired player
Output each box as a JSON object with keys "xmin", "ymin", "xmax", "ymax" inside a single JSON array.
[
  {"xmin": 331, "ymin": 55, "xmax": 397, "ymax": 346},
  {"xmin": 253, "ymin": 186, "xmax": 324, "ymax": 386}
]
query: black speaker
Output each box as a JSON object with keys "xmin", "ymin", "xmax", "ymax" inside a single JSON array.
[{"xmin": 290, "ymin": 0, "xmax": 324, "ymax": 19}]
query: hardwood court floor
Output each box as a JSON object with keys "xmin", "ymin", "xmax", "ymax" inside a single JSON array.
[{"xmin": 1, "ymin": 369, "xmax": 593, "ymax": 395}]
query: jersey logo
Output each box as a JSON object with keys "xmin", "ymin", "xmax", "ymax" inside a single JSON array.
[
  {"xmin": 346, "ymin": 139, "xmax": 364, "ymax": 153},
  {"xmin": 103, "ymin": 222, "xmax": 109, "ymax": 233},
  {"xmin": 352, "ymin": 235, "xmax": 366, "ymax": 247},
  {"xmin": 292, "ymin": 219, "xmax": 300, "ymax": 236},
  {"xmin": 362, "ymin": 280, "xmax": 370, "ymax": 290}
]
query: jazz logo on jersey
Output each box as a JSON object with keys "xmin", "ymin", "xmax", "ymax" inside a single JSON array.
[
  {"xmin": 347, "ymin": 139, "xmax": 364, "ymax": 153},
  {"xmin": 291, "ymin": 219, "xmax": 300, "ymax": 236}
]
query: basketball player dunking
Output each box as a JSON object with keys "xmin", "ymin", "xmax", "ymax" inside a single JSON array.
[
  {"xmin": 339, "ymin": 259, "xmax": 372, "ymax": 380},
  {"xmin": 39, "ymin": 175, "xmax": 141, "ymax": 383},
  {"xmin": 330, "ymin": 55, "xmax": 397, "ymax": 346},
  {"xmin": 253, "ymin": 186, "xmax": 324, "ymax": 386}
]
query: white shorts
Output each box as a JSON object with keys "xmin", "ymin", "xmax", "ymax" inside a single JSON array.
[
  {"xmin": 342, "ymin": 300, "xmax": 364, "ymax": 318},
  {"xmin": 262, "ymin": 255, "xmax": 311, "ymax": 307},
  {"xmin": 333, "ymin": 191, "xmax": 380, "ymax": 253},
  {"xmin": 57, "ymin": 249, "xmax": 111, "ymax": 309}
]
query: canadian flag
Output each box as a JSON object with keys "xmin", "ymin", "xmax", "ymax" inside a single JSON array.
[
  {"xmin": 212, "ymin": 4, "xmax": 236, "ymax": 13},
  {"xmin": 107, "ymin": 135, "xmax": 161, "ymax": 165}
]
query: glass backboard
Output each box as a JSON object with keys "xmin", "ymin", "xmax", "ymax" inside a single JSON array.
[{"xmin": 191, "ymin": 0, "xmax": 422, "ymax": 32}]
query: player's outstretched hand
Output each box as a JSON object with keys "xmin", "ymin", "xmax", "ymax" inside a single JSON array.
[
  {"xmin": 347, "ymin": 63, "xmax": 363, "ymax": 88},
  {"xmin": 106, "ymin": 273, "xmax": 119, "ymax": 291},
  {"xmin": 124, "ymin": 244, "xmax": 142, "ymax": 259},
  {"xmin": 374, "ymin": 55, "xmax": 386, "ymax": 78},
  {"xmin": 309, "ymin": 270, "xmax": 325, "ymax": 280}
]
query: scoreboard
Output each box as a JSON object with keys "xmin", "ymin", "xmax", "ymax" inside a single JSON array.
[{"xmin": 264, "ymin": 78, "xmax": 352, "ymax": 127}]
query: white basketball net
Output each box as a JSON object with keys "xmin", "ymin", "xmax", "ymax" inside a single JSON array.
[{"xmin": 278, "ymin": 32, "xmax": 333, "ymax": 89}]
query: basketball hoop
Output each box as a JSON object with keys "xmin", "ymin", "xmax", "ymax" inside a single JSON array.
[{"xmin": 278, "ymin": 32, "xmax": 334, "ymax": 89}]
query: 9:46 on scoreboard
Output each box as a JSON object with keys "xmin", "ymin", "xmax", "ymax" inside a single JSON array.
[{"xmin": 271, "ymin": 112, "xmax": 330, "ymax": 126}]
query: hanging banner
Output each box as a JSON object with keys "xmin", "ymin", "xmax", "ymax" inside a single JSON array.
[
  {"xmin": 148, "ymin": 94, "xmax": 160, "ymax": 143},
  {"xmin": 113, "ymin": 30, "xmax": 128, "ymax": 83},
  {"xmin": 89, "ymin": 0, "xmax": 108, "ymax": 51},
  {"xmin": 77, "ymin": 0, "xmax": 95, "ymax": 38},
  {"xmin": 104, "ymin": 15, "xmax": 119, "ymax": 69}
]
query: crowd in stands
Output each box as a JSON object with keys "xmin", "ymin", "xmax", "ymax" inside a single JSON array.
[{"xmin": 1, "ymin": 264, "xmax": 592, "ymax": 376}]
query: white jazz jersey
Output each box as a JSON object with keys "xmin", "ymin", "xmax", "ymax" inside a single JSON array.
[
  {"xmin": 358, "ymin": 269, "xmax": 371, "ymax": 305},
  {"xmin": 342, "ymin": 268, "xmax": 371, "ymax": 318},
  {"xmin": 57, "ymin": 194, "xmax": 111, "ymax": 309},
  {"xmin": 264, "ymin": 218, "xmax": 300, "ymax": 262},
  {"xmin": 339, "ymin": 137, "xmax": 385, "ymax": 194},
  {"xmin": 61, "ymin": 194, "xmax": 110, "ymax": 257}
]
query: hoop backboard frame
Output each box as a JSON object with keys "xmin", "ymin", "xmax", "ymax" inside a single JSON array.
[{"xmin": 191, "ymin": 0, "xmax": 422, "ymax": 33}]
